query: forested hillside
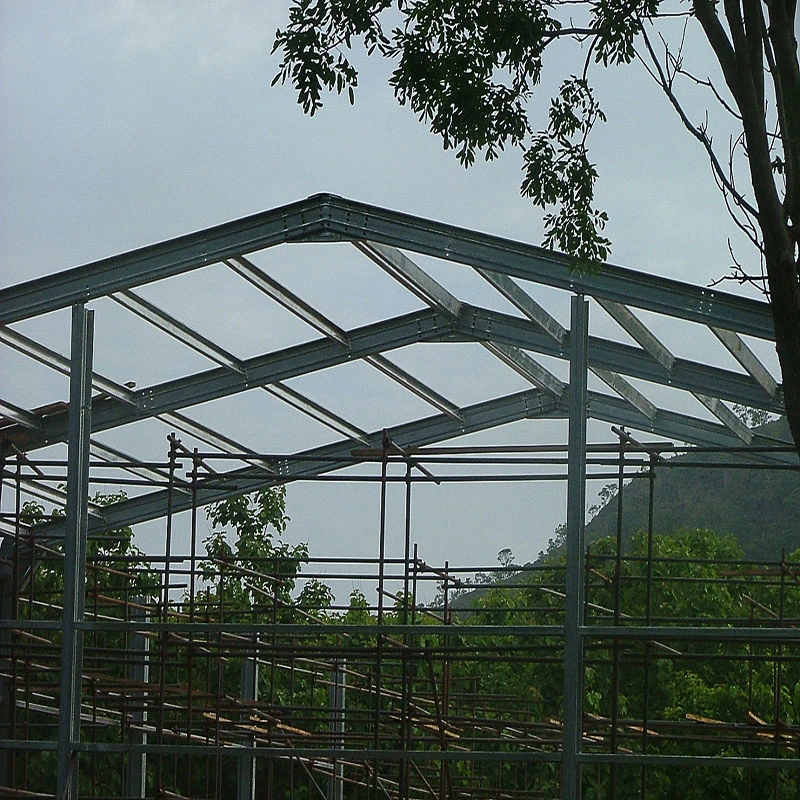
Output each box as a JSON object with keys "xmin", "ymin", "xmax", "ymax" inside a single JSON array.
[{"xmin": 585, "ymin": 418, "xmax": 800, "ymax": 561}]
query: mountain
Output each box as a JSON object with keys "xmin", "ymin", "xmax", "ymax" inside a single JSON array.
[{"xmin": 584, "ymin": 417, "xmax": 800, "ymax": 561}]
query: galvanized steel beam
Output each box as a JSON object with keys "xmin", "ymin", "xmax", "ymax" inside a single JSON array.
[
  {"xmin": 354, "ymin": 241, "xmax": 462, "ymax": 317},
  {"xmin": 589, "ymin": 368, "xmax": 657, "ymax": 420},
  {"xmin": 710, "ymin": 326, "xmax": 778, "ymax": 396},
  {"xmin": 7, "ymin": 309, "xmax": 455, "ymax": 452},
  {"xmin": 1, "ymin": 195, "xmax": 775, "ymax": 339},
  {"xmin": 476, "ymin": 268, "xmax": 567, "ymax": 343},
  {"xmin": 229, "ymin": 254, "xmax": 462, "ymax": 419},
  {"xmin": 32, "ymin": 389, "xmax": 561, "ymax": 538},
  {"xmin": 111, "ymin": 289, "xmax": 246, "ymax": 373},
  {"xmin": 562, "ymin": 296, "xmax": 588, "ymax": 800},
  {"xmin": 449, "ymin": 306, "xmax": 783, "ymax": 413},
  {"xmin": 596, "ymin": 299, "xmax": 675, "ymax": 372},
  {"xmin": 57, "ymin": 304, "xmax": 94, "ymax": 800},
  {"xmin": 482, "ymin": 341, "xmax": 565, "ymax": 397},
  {"xmin": 311, "ymin": 197, "xmax": 774, "ymax": 339},
  {"xmin": 264, "ymin": 382, "xmax": 371, "ymax": 444},
  {"xmin": 226, "ymin": 255, "xmax": 350, "ymax": 345},
  {"xmin": 0, "ymin": 195, "xmax": 334, "ymax": 325},
  {"xmin": 0, "ymin": 399, "xmax": 42, "ymax": 431}
]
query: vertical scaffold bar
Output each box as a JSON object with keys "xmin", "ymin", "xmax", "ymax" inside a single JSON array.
[
  {"xmin": 328, "ymin": 660, "xmax": 346, "ymax": 800},
  {"xmin": 126, "ymin": 599, "xmax": 149, "ymax": 799},
  {"xmin": 57, "ymin": 304, "xmax": 94, "ymax": 800},
  {"xmin": 562, "ymin": 295, "xmax": 588, "ymax": 800},
  {"xmin": 238, "ymin": 655, "xmax": 258, "ymax": 800},
  {"xmin": 0, "ymin": 445, "xmax": 13, "ymax": 789}
]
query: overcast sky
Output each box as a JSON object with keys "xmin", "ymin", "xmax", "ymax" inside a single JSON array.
[{"xmin": 0, "ymin": 2, "xmax": 777, "ymax": 593}]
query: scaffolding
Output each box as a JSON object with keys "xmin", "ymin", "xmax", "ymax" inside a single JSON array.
[
  {"xmin": 1, "ymin": 428, "xmax": 799, "ymax": 799},
  {"xmin": 0, "ymin": 195, "xmax": 798, "ymax": 799}
]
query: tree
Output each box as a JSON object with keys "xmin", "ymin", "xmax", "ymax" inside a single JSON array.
[{"xmin": 273, "ymin": 0, "xmax": 800, "ymax": 455}]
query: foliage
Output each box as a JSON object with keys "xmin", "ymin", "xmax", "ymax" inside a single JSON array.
[
  {"xmin": 16, "ymin": 493, "xmax": 157, "ymax": 796},
  {"xmin": 11, "ymin": 487, "xmax": 800, "ymax": 798},
  {"xmin": 273, "ymin": 0, "xmax": 800, "ymax": 455},
  {"xmin": 463, "ymin": 528, "xmax": 800, "ymax": 798}
]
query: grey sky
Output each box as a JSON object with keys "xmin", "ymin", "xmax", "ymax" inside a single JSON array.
[{"xmin": 0, "ymin": 2, "xmax": 777, "ymax": 589}]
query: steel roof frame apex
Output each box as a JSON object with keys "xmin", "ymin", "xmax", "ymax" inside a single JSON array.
[{"xmin": 0, "ymin": 193, "xmax": 774, "ymax": 337}]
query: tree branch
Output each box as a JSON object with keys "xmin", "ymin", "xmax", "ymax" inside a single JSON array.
[{"xmin": 639, "ymin": 25, "xmax": 760, "ymax": 219}]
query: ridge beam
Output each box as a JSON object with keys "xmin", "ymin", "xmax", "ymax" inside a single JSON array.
[
  {"xmin": 355, "ymin": 241, "xmax": 462, "ymax": 318},
  {"xmin": 482, "ymin": 342, "xmax": 565, "ymax": 398},
  {"xmin": 710, "ymin": 327, "xmax": 778, "ymax": 397},
  {"xmin": 477, "ymin": 269, "xmax": 566, "ymax": 344},
  {"xmin": 590, "ymin": 368, "xmax": 657, "ymax": 421},
  {"xmin": 694, "ymin": 394, "xmax": 754, "ymax": 444},
  {"xmin": 596, "ymin": 299, "xmax": 675, "ymax": 373},
  {"xmin": 111, "ymin": 290, "xmax": 246, "ymax": 374}
]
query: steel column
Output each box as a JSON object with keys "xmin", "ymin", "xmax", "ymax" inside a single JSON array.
[
  {"xmin": 327, "ymin": 661, "xmax": 346, "ymax": 800},
  {"xmin": 237, "ymin": 655, "xmax": 258, "ymax": 800},
  {"xmin": 562, "ymin": 295, "xmax": 588, "ymax": 800},
  {"xmin": 56, "ymin": 304, "xmax": 94, "ymax": 800},
  {"xmin": 126, "ymin": 600, "xmax": 149, "ymax": 799}
]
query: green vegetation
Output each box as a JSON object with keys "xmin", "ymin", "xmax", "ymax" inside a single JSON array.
[{"xmin": 7, "ymin": 488, "xmax": 800, "ymax": 798}]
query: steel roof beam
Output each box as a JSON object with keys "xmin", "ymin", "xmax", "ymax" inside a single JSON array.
[
  {"xmin": 34, "ymin": 389, "xmax": 562, "ymax": 537},
  {"xmin": 694, "ymin": 394, "xmax": 754, "ymax": 444},
  {"xmin": 5, "ymin": 309, "xmax": 456, "ymax": 451},
  {"xmin": 0, "ymin": 195, "xmax": 333, "ymax": 325},
  {"xmin": 226, "ymin": 255, "xmax": 350, "ymax": 345},
  {"xmin": 27, "ymin": 383, "xmax": 793, "ymax": 540},
  {"xmin": 4, "ymin": 305, "xmax": 784, "ymax": 453},
  {"xmin": 476, "ymin": 269, "xmax": 567, "ymax": 343},
  {"xmin": 111, "ymin": 290, "xmax": 246, "ymax": 374},
  {"xmin": 586, "ymin": 392, "xmax": 790, "ymax": 452},
  {"xmin": 111, "ymin": 286, "xmax": 372, "ymax": 448},
  {"xmin": 365, "ymin": 355, "xmax": 463, "ymax": 419},
  {"xmin": 589, "ymin": 368, "xmax": 657, "ymax": 421},
  {"xmin": 311, "ymin": 196, "xmax": 774, "ymax": 339},
  {"xmin": 710, "ymin": 327, "xmax": 778, "ymax": 397},
  {"xmin": 0, "ymin": 400, "xmax": 43, "ymax": 431},
  {"xmin": 354, "ymin": 241, "xmax": 462, "ymax": 318},
  {"xmin": 474, "ymin": 269, "xmax": 658, "ymax": 420},
  {"xmin": 595, "ymin": 301, "xmax": 752, "ymax": 443},
  {"xmin": 449, "ymin": 306, "xmax": 784, "ymax": 413},
  {"xmin": 596, "ymin": 299, "xmax": 675, "ymax": 372},
  {"xmin": 1, "ymin": 195, "xmax": 774, "ymax": 339},
  {"xmin": 482, "ymin": 341, "xmax": 565, "ymax": 397},
  {"xmin": 354, "ymin": 243, "xmax": 560, "ymax": 409},
  {"xmin": 263, "ymin": 382, "xmax": 371, "ymax": 445},
  {"xmin": 0, "ymin": 326, "xmax": 138, "ymax": 405},
  {"xmin": 0, "ymin": 327, "xmax": 273, "ymax": 466},
  {"xmin": 228, "ymin": 255, "xmax": 461, "ymax": 419}
]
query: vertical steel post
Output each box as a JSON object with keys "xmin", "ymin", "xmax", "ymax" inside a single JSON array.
[
  {"xmin": 0, "ymin": 557, "xmax": 12, "ymax": 788},
  {"xmin": 126, "ymin": 599, "xmax": 149, "ymax": 799},
  {"xmin": 238, "ymin": 655, "xmax": 258, "ymax": 800},
  {"xmin": 562, "ymin": 295, "xmax": 588, "ymax": 800},
  {"xmin": 327, "ymin": 660, "xmax": 346, "ymax": 800},
  {"xmin": 0, "ymin": 444, "xmax": 12, "ymax": 788},
  {"xmin": 57, "ymin": 304, "xmax": 94, "ymax": 800}
]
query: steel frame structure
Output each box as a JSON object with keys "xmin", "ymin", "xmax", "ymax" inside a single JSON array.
[{"xmin": 0, "ymin": 195, "xmax": 797, "ymax": 799}]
